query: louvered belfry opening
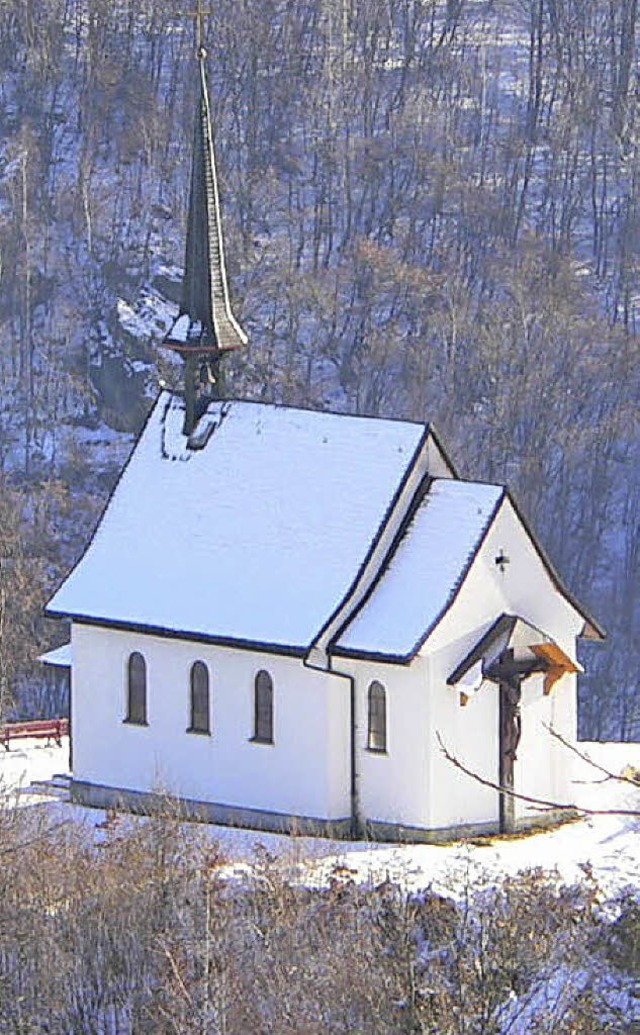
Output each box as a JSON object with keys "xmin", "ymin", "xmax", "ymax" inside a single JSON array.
[{"xmin": 163, "ymin": 45, "xmax": 247, "ymax": 435}]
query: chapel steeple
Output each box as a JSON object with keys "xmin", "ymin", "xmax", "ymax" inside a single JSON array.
[{"xmin": 164, "ymin": 19, "xmax": 247, "ymax": 435}]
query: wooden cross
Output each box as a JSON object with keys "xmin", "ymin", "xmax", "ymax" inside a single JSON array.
[{"xmin": 184, "ymin": 0, "xmax": 211, "ymax": 54}]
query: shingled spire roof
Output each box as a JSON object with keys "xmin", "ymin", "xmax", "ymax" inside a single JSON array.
[{"xmin": 164, "ymin": 49, "xmax": 247, "ymax": 355}]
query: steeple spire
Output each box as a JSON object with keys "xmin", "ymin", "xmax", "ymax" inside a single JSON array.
[{"xmin": 164, "ymin": 20, "xmax": 247, "ymax": 435}]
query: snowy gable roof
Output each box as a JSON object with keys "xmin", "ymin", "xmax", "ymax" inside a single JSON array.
[
  {"xmin": 47, "ymin": 393, "xmax": 428, "ymax": 651},
  {"xmin": 335, "ymin": 479, "xmax": 504, "ymax": 661}
]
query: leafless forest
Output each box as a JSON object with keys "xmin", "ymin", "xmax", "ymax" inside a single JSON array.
[{"xmin": 0, "ymin": 0, "xmax": 638, "ymax": 736}]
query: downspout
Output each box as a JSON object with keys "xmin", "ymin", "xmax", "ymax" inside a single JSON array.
[
  {"xmin": 303, "ymin": 657, "xmax": 361, "ymax": 839},
  {"xmin": 350, "ymin": 676, "xmax": 358, "ymax": 837},
  {"xmin": 344, "ymin": 667, "xmax": 360, "ymax": 839},
  {"xmin": 339, "ymin": 666, "xmax": 360, "ymax": 839}
]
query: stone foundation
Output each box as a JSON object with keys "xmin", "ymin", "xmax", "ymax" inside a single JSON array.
[{"xmin": 70, "ymin": 779, "xmax": 576, "ymax": 843}]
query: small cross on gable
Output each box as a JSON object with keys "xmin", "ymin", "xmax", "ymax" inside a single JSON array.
[{"xmin": 495, "ymin": 549, "xmax": 510, "ymax": 573}]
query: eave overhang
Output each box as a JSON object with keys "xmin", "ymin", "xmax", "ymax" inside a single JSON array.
[
  {"xmin": 43, "ymin": 611, "xmax": 308, "ymax": 660},
  {"xmin": 447, "ymin": 612, "xmax": 582, "ymax": 704}
]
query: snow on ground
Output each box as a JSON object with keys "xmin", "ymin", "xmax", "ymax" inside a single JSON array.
[
  {"xmin": 117, "ymin": 289, "xmax": 177, "ymax": 341},
  {"xmin": 2, "ymin": 738, "xmax": 638, "ymax": 903},
  {"xmin": 55, "ymin": 419, "xmax": 135, "ymax": 474},
  {"xmin": 2, "ymin": 737, "xmax": 637, "ymax": 1031},
  {"xmin": 0, "ymin": 738, "xmax": 70, "ymax": 806}
]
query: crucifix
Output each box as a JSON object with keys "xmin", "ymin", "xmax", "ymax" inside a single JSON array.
[
  {"xmin": 499, "ymin": 662, "xmax": 521, "ymax": 834},
  {"xmin": 486, "ymin": 649, "xmax": 546, "ymax": 833}
]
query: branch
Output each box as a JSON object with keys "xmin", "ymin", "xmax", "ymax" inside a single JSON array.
[
  {"xmin": 0, "ymin": 819, "xmax": 69, "ymax": 857},
  {"xmin": 436, "ymin": 733, "xmax": 640, "ymax": 818},
  {"xmin": 156, "ymin": 939, "xmax": 194, "ymax": 1007},
  {"xmin": 544, "ymin": 724, "xmax": 640, "ymax": 788}
]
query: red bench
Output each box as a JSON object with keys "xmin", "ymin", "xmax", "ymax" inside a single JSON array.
[{"xmin": 1, "ymin": 718, "xmax": 69, "ymax": 750}]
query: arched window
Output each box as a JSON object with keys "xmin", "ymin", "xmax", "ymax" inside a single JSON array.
[
  {"xmin": 189, "ymin": 661, "xmax": 210, "ymax": 734},
  {"xmin": 367, "ymin": 681, "xmax": 386, "ymax": 752},
  {"xmin": 126, "ymin": 652, "xmax": 147, "ymax": 725},
  {"xmin": 253, "ymin": 670, "xmax": 273, "ymax": 743}
]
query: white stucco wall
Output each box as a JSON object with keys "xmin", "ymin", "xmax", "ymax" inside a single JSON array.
[
  {"xmin": 332, "ymin": 657, "xmax": 431, "ymax": 829},
  {"xmin": 70, "ymin": 494, "xmax": 587, "ymax": 836},
  {"xmin": 426, "ymin": 654, "xmax": 500, "ymax": 829},
  {"xmin": 333, "ymin": 652, "xmax": 499, "ymax": 833},
  {"xmin": 426, "ymin": 432, "xmax": 455, "ymax": 479},
  {"xmin": 423, "ymin": 495, "xmax": 585, "ymax": 829},
  {"xmin": 71, "ymin": 624, "xmax": 351, "ymax": 821},
  {"xmin": 513, "ymin": 671, "xmax": 578, "ymax": 822}
]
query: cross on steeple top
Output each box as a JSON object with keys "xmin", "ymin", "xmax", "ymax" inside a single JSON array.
[{"xmin": 186, "ymin": 0, "xmax": 211, "ymax": 56}]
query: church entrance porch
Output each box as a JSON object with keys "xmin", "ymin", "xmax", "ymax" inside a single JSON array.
[{"xmin": 447, "ymin": 615, "xmax": 582, "ymax": 835}]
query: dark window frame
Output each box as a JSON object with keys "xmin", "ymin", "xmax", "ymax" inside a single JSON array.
[
  {"xmin": 188, "ymin": 660, "xmax": 211, "ymax": 735},
  {"xmin": 124, "ymin": 651, "xmax": 148, "ymax": 726},
  {"xmin": 367, "ymin": 680, "xmax": 387, "ymax": 753},
  {"xmin": 252, "ymin": 670, "xmax": 274, "ymax": 744}
]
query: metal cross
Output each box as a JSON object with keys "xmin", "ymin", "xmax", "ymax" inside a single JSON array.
[
  {"xmin": 185, "ymin": 0, "xmax": 211, "ymax": 55},
  {"xmin": 495, "ymin": 549, "xmax": 510, "ymax": 573}
]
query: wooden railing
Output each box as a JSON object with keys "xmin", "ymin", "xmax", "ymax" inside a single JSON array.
[{"xmin": 1, "ymin": 718, "xmax": 69, "ymax": 750}]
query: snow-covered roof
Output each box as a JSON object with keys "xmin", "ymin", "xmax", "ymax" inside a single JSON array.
[
  {"xmin": 47, "ymin": 393, "xmax": 428, "ymax": 651},
  {"xmin": 336, "ymin": 480, "xmax": 504, "ymax": 659},
  {"xmin": 48, "ymin": 393, "xmax": 600, "ymax": 659},
  {"xmin": 38, "ymin": 643, "xmax": 72, "ymax": 668}
]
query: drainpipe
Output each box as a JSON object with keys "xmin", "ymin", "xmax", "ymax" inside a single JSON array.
[
  {"xmin": 329, "ymin": 661, "xmax": 361, "ymax": 840},
  {"xmin": 304, "ymin": 655, "xmax": 361, "ymax": 839}
]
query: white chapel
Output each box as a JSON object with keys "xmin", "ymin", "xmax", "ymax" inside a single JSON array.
[{"xmin": 46, "ymin": 42, "xmax": 603, "ymax": 842}]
